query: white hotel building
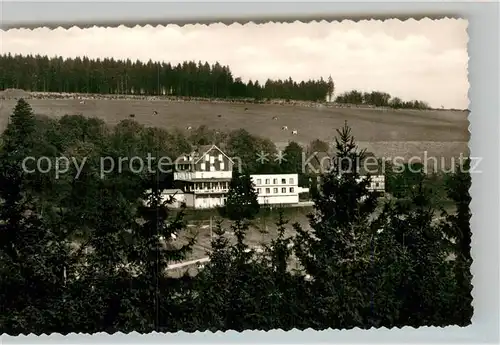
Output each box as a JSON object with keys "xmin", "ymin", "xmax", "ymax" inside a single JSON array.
[
  {"xmin": 154, "ymin": 144, "xmax": 309, "ymax": 209},
  {"xmin": 151, "ymin": 145, "xmax": 384, "ymax": 210},
  {"xmin": 251, "ymin": 174, "xmax": 309, "ymax": 206}
]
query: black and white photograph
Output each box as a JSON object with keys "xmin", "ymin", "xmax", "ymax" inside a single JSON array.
[{"xmin": 0, "ymin": 18, "xmax": 472, "ymax": 335}]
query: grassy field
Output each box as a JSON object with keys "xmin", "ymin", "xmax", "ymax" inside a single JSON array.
[{"xmin": 0, "ymin": 98, "xmax": 469, "ymax": 161}]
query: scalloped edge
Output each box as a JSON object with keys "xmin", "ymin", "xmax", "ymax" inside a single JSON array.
[
  {"xmin": 0, "ymin": 17, "xmax": 474, "ymax": 339},
  {"xmin": 1, "ymin": 16, "xmax": 467, "ymax": 31}
]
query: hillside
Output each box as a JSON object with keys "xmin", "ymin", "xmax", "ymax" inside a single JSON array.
[{"xmin": 0, "ymin": 94, "xmax": 469, "ymax": 162}]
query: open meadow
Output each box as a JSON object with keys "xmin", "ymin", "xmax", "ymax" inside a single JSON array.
[{"xmin": 0, "ymin": 97, "xmax": 469, "ymax": 161}]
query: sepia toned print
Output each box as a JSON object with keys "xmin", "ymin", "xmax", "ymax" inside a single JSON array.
[{"xmin": 0, "ymin": 19, "xmax": 471, "ymax": 334}]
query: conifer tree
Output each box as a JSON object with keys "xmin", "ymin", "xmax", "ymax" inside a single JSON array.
[
  {"xmin": 193, "ymin": 220, "xmax": 233, "ymax": 331},
  {"xmin": 442, "ymin": 157, "xmax": 473, "ymax": 325},
  {"xmin": 376, "ymin": 181, "xmax": 458, "ymax": 327},
  {"xmin": 225, "ymin": 167, "xmax": 260, "ymax": 220},
  {"xmin": 260, "ymin": 210, "xmax": 306, "ymax": 330},
  {"xmin": 444, "ymin": 157, "xmax": 472, "ymax": 261},
  {"xmin": 0, "ymin": 99, "xmax": 75, "ymax": 334},
  {"xmin": 129, "ymin": 170, "xmax": 195, "ymax": 331},
  {"xmin": 293, "ymin": 122, "xmax": 378, "ymax": 329},
  {"xmin": 327, "ymin": 76, "xmax": 335, "ymax": 102}
]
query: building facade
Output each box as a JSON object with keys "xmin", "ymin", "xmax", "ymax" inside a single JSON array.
[
  {"xmin": 173, "ymin": 144, "xmax": 234, "ymax": 209},
  {"xmin": 157, "ymin": 146, "xmax": 385, "ymax": 210},
  {"xmin": 251, "ymin": 173, "xmax": 309, "ymax": 206},
  {"xmin": 309, "ymin": 151, "xmax": 386, "ymax": 195}
]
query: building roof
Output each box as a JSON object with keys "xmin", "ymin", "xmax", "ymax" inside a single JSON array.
[
  {"xmin": 163, "ymin": 189, "xmax": 184, "ymax": 194},
  {"xmin": 192, "ymin": 144, "xmax": 235, "ymax": 165},
  {"xmin": 176, "ymin": 178, "xmax": 231, "ymax": 182},
  {"xmin": 193, "ymin": 144, "xmax": 214, "ymax": 155}
]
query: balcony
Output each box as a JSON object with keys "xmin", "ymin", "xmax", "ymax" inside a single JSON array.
[
  {"xmin": 174, "ymin": 171, "xmax": 232, "ymax": 181},
  {"xmin": 192, "ymin": 188, "xmax": 229, "ymax": 194}
]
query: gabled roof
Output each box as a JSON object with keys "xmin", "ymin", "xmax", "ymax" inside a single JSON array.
[
  {"xmin": 193, "ymin": 144, "xmax": 234, "ymax": 164},
  {"xmin": 163, "ymin": 189, "xmax": 184, "ymax": 194}
]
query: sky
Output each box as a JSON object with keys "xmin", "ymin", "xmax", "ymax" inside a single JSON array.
[{"xmin": 1, "ymin": 19, "xmax": 469, "ymax": 109}]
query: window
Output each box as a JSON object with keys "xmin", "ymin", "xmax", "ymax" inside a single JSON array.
[
  {"xmin": 200, "ymin": 163, "xmax": 206, "ymax": 170},
  {"xmin": 218, "ymin": 154, "xmax": 223, "ymax": 161},
  {"xmin": 281, "ymin": 187, "xmax": 286, "ymax": 193},
  {"xmin": 220, "ymin": 162, "xmax": 225, "ymax": 170},
  {"xmin": 273, "ymin": 178, "xmax": 278, "ymax": 184},
  {"xmin": 205, "ymin": 154, "xmax": 210, "ymax": 161},
  {"xmin": 265, "ymin": 188, "xmax": 270, "ymax": 194},
  {"xmin": 210, "ymin": 156, "xmax": 215, "ymax": 164},
  {"xmin": 257, "ymin": 179, "xmax": 262, "ymax": 184},
  {"xmin": 375, "ymin": 182, "xmax": 380, "ymax": 187},
  {"xmin": 257, "ymin": 188, "xmax": 261, "ymax": 194},
  {"xmin": 210, "ymin": 165, "xmax": 215, "ymax": 172},
  {"xmin": 289, "ymin": 178, "xmax": 294, "ymax": 184},
  {"xmin": 273, "ymin": 188, "xmax": 278, "ymax": 193},
  {"xmin": 265, "ymin": 179, "xmax": 270, "ymax": 184},
  {"xmin": 281, "ymin": 178, "xmax": 286, "ymax": 184},
  {"xmin": 290, "ymin": 187, "xmax": 295, "ymax": 193}
]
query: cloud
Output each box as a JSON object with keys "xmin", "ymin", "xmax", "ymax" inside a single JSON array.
[{"xmin": 0, "ymin": 19, "xmax": 468, "ymax": 108}]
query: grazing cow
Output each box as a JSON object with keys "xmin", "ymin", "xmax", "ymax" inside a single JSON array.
[
  {"xmin": 153, "ymin": 111, "xmax": 158, "ymax": 115},
  {"xmin": 272, "ymin": 116, "xmax": 278, "ymax": 120},
  {"xmin": 244, "ymin": 107, "xmax": 249, "ymax": 111},
  {"xmin": 79, "ymin": 100, "xmax": 85, "ymax": 105},
  {"xmin": 217, "ymin": 114, "xmax": 222, "ymax": 118},
  {"xmin": 292, "ymin": 130, "xmax": 298, "ymax": 135},
  {"xmin": 282, "ymin": 126, "xmax": 288, "ymax": 130},
  {"xmin": 129, "ymin": 114, "xmax": 135, "ymax": 118},
  {"xmin": 186, "ymin": 126, "xmax": 192, "ymax": 130}
]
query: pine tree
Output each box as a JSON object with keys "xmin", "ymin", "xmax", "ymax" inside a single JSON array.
[
  {"xmin": 192, "ymin": 220, "xmax": 232, "ymax": 331},
  {"xmin": 128, "ymin": 171, "xmax": 195, "ymax": 332},
  {"xmin": 260, "ymin": 210, "xmax": 307, "ymax": 330},
  {"xmin": 0, "ymin": 99, "xmax": 75, "ymax": 334},
  {"xmin": 194, "ymin": 217, "xmax": 266, "ymax": 331},
  {"xmin": 442, "ymin": 157, "xmax": 473, "ymax": 325},
  {"xmin": 327, "ymin": 76, "xmax": 335, "ymax": 102},
  {"xmin": 225, "ymin": 168, "xmax": 260, "ymax": 220},
  {"xmin": 292, "ymin": 122, "xmax": 378, "ymax": 329},
  {"xmin": 443, "ymin": 157, "xmax": 472, "ymax": 261},
  {"xmin": 376, "ymin": 181, "xmax": 458, "ymax": 327},
  {"xmin": 2, "ymin": 98, "xmax": 37, "ymax": 152}
]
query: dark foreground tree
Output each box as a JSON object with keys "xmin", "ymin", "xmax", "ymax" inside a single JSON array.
[
  {"xmin": 373, "ymin": 182, "xmax": 459, "ymax": 327},
  {"xmin": 441, "ymin": 157, "xmax": 473, "ymax": 325},
  {"xmin": 293, "ymin": 122, "xmax": 379, "ymax": 329},
  {"xmin": 0, "ymin": 99, "xmax": 75, "ymax": 334},
  {"xmin": 225, "ymin": 168, "xmax": 260, "ymax": 220}
]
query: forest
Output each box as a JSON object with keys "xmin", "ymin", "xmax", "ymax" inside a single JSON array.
[
  {"xmin": 0, "ymin": 99, "xmax": 472, "ymax": 334},
  {"xmin": 1, "ymin": 54, "xmax": 430, "ymax": 109}
]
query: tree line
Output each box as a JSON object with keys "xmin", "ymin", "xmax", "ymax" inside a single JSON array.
[
  {"xmin": 0, "ymin": 54, "xmax": 330, "ymax": 101},
  {"xmin": 335, "ymin": 89, "xmax": 431, "ymax": 110},
  {"xmin": 0, "ymin": 54, "xmax": 432, "ymax": 108},
  {"xmin": 0, "ymin": 99, "xmax": 472, "ymax": 334}
]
